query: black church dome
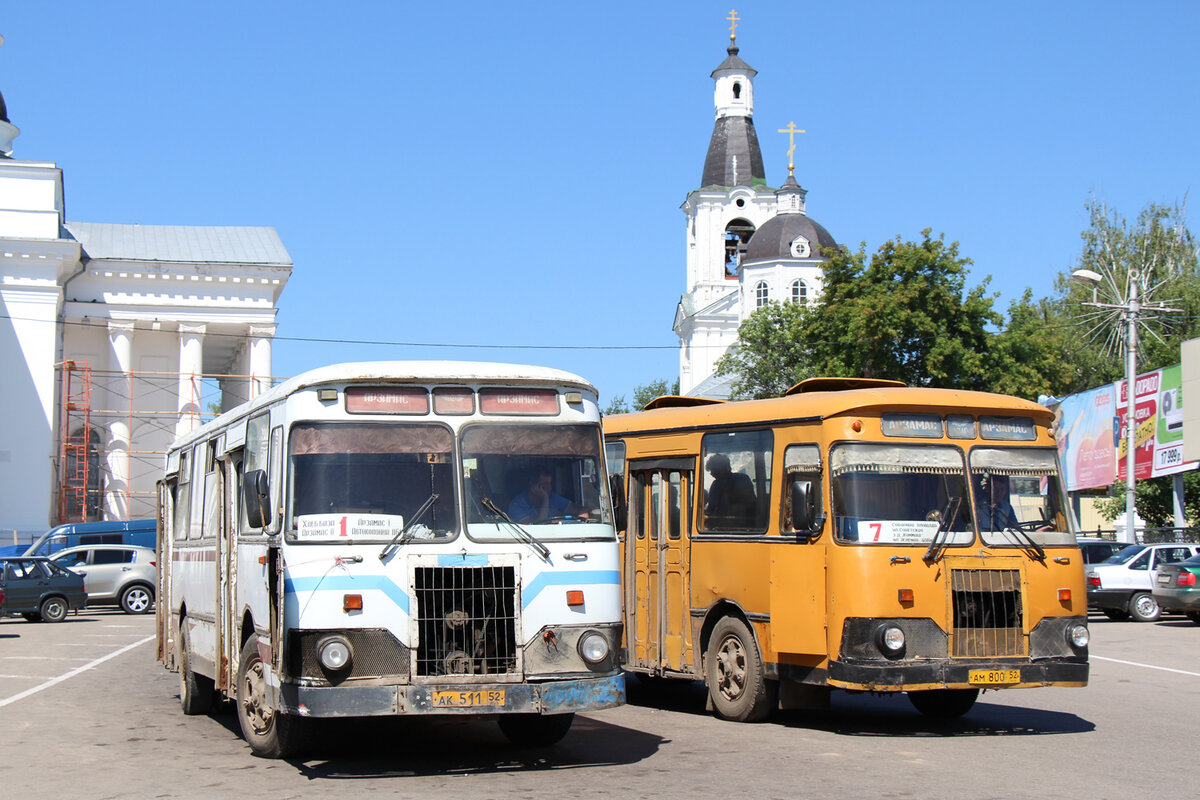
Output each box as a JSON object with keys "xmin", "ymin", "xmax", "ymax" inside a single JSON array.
[{"xmin": 743, "ymin": 213, "xmax": 839, "ymax": 262}]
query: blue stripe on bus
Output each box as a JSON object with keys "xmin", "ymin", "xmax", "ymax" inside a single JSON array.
[
  {"xmin": 521, "ymin": 570, "xmax": 620, "ymax": 609},
  {"xmin": 284, "ymin": 575, "xmax": 410, "ymax": 615},
  {"xmin": 437, "ymin": 553, "xmax": 490, "ymax": 566}
]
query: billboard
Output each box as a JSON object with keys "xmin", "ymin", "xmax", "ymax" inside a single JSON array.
[{"xmin": 1051, "ymin": 362, "xmax": 1197, "ymax": 491}]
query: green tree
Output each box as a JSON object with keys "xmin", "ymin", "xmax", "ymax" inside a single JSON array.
[
  {"xmin": 603, "ymin": 378, "xmax": 680, "ymax": 414},
  {"xmin": 717, "ymin": 230, "xmax": 1001, "ymax": 397},
  {"xmin": 1095, "ymin": 474, "xmax": 1200, "ymax": 528}
]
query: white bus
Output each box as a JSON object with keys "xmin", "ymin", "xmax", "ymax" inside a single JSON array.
[{"xmin": 156, "ymin": 362, "xmax": 624, "ymax": 758}]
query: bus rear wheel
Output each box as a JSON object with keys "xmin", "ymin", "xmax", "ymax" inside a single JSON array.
[
  {"xmin": 705, "ymin": 616, "xmax": 777, "ymax": 722},
  {"xmin": 907, "ymin": 688, "xmax": 979, "ymax": 718},
  {"xmin": 497, "ymin": 713, "xmax": 574, "ymax": 747},
  {"xmin": 236, "ymin": 636, "xmax": 307, "ymax": 759}
]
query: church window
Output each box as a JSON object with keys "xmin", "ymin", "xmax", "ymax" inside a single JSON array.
[
  {"xmin": 755, "ymin": 281, "xmax": 770, "ymax": 309},
  {"xmin": 733, "ymin": 82, "xmax": 742, "ymax": 99},
  {"xmin": 791, "ymin": 280, "xmax": 807, "ymax": 304},
  {"xmin": 790, "ymin": 235, "xmax": 811, "ymax": 258},
  {"xmin": 724, "ymin": 219, "xmax": 755, "ymax": 278}
]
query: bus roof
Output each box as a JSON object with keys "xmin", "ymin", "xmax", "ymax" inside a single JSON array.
[
  {"xmin": 604, "ymin": 384, "xmax": 1053, "ymax": 435},
  {"xmin": 170, "ymin": 361, "xmax": 598, "ymax": 450}
]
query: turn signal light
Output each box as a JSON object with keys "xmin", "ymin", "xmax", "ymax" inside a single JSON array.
[
  {"xmin": 343, "ymin": 594, "xmax": 363, "ymax": 612},
  {"xmin": 1058, "ymin": 589, "xmax": 1072, "ymax": 602},
  {"xmin": 897, "ymin": 588, "xmax": 914, "ymax": 604},
  {"xmin": 566, "ymin": 590, "xmax": 585, "ymax": 607}
]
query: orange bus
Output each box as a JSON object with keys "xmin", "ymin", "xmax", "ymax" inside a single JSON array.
[{"xmin": 603, "ymin": 378, "xmax": 1089, "ymax": 721}]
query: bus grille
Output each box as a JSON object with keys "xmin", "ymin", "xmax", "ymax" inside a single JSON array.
[
  {"xmin": 414, "ymin": 566, "xmax": 518, "ymax": 677},
  {"xmin": 950, "ymin": 569, "xmax": 1024, "ymax": 657}
]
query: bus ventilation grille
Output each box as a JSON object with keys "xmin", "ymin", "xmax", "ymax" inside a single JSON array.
[
  {"xmin": 414, "ymin": 566, "xmax": 518, "ymax": 677},
  {"xmin": 950, "ymin": 569, "xmax": 1025, "ymax": 658}
]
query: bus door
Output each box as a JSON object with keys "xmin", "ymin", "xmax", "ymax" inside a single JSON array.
[
  {"xmin": 627, "ymin": 458, "xmax": 695, "ymax": 675},
  {"xmin": 156, "ymin": 480, "xmax": 174, "ymax": 666}
]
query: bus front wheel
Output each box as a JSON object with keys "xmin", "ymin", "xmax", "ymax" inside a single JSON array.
[
  {"xmin": 907, "ymin": 688, "xmax": 979, "ymax": 718},
  {"xmin": 178, "ymin": 623, "xmax": 214, "ymax": 715},
  {"xmin": 705, "ymin": 616, "xmax": 777, "ymax": 722},
  {"xmin": 236, "ymin": 637, "xmax": 307, "ymax": 758},
  {"xmin": 497, "ymin": 713, "xmax": 574, "ymax": 747}
]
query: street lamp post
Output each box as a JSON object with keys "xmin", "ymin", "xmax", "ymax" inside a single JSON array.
[{"xmin": 1071, "ymin": 267, "xmax": 1179, "ymax": 544}]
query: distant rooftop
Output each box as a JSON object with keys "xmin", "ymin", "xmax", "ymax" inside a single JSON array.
[{"xmin": 64, "ymin": 222, "xmax": 292, "ymax": 266}]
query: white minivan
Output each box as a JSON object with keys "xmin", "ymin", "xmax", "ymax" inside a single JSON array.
[{"xmin": 1086, "ymin": 543, "xmax": 1200, "ymax": 622}]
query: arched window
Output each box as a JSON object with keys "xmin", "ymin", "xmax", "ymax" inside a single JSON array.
[
  {"xmin": 755, "ymin": 281, "xmax": 770, "ymax": 309},
  {"xmin": 724, "ymin": 218, "xmax": 756, "ymax": 278},
  {"xmin": 791, "ymin": 280, "xmax": 807, "ymax": 304},
  {"xmin": 733, "ymin": 82, "xmax": 742, "ymax": 99}
]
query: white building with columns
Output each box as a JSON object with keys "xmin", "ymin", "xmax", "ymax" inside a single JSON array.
[
  {"xmin": 674, "ymin": 26, "xmax": 841, "ymax": 397},
  {"xmin": 0, "ymin": 84, "xmax": 291, "ymax": 537}
]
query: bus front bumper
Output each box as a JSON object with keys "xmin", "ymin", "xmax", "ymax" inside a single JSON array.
[
  {"xmin": 279, "ymin": 673, "xmax": 626, "ymax": 718},
  {"xmin": 827, "ymin": 658, "xmax": 1089, "ymax": 692}
]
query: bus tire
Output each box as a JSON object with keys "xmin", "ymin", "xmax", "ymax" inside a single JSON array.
[
  {"xmin": 907, "ymin": 688, "xmax": 979, "ymax": 718},
  {"xmin": 497, "ymin": 713, "xmax": 574, "ymax": 747},
  {"xmin": 39, "ymin": 596, "xmax": 68, "ymax": 623},
  {"xmin": 705, "ymin": 616, "xmax": 777, "ymax": 722},
  {"xmin": 1128, "ymin": 592, "xmax": 1159, "ymax": 622},
  {"xmin": 236, "ymin": 636, "xmax": 306, "ymax": 759},
  {"xmin": 178, "ymin": 623, "xmax": 215, "ymax": 716}
]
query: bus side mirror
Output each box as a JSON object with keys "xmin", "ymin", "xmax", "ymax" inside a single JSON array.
[
  {"xmin": 609, "ymin": 473, "xmax": 627, "ymax": 531},
  {"xmin": 790, "ymin": 479, "xmax": 817, "ymax": 537},
  {"xmin": 245, "ymin": 469, "xmax": 272, "ymax": 530}
]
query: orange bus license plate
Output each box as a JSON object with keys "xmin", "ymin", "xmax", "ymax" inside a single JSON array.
[
  {"xmin": 432, "ymin": 689, "xmax": 506, "ymax": 708},
  {"xmin": 969, "ymin": 669, "xmax": 1021, "ymax": 686}
]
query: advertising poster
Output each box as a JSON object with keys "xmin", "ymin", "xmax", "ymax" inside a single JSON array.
[
  {"xmin": 1115, "ymin": 363, "xmax": 1197, "ymax": 481},
  {"xmin": 1053, "ymin": 385, "xmax": 1117, "ymax": 491}
]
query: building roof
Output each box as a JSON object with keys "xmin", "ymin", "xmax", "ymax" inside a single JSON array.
[
  {"xmin": 701, "ymin": 116, "xmax": 766, "ymax": 188},
  {"xmin": 710, "ymin": 44, "xmax": 758, "ymax": 79},
  {"xmin": 63, "ymin": 222, "xmax": 292, "ymax": 266},
  {"xmin": 742, "ymin": 212, "xmax": 839, "ymax": 263}
]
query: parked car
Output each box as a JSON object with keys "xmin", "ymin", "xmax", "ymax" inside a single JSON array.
[
  {"xmin": 49, "ymin": 545, "xmax": 156, "ymax": 614},
  {"xmin": 1076, "ymin": 537, "xmax": 1134, "ymax": 567},
  {"xmin": 1087, "ymin": 543, "xmax": 1200, "ymax": 622},
  {"xmin": 0, "ymin": 557, "xmax": 87, "ymax": 622},
  {"xmin": 1152, "ymin": 553, "xmax": 1200, "ymax": 625}
]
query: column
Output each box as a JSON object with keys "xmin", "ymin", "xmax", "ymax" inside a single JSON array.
[
  {"xmin": 248, "ymin": 324, "xmax": 276, "ymax": 400},
  {"xmin": 105, "ymin": 321, "xmax": 135, "ymax": 519},
  {"xmin": 176, "ymin": 323, "xmax": 206, "ymax": 438}
]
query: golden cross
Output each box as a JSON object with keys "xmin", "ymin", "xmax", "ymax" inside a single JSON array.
[
  {"xmin": 777, "ymin": 121, "xmax": 806, "ymax": 175},
  {"xmin": 727, "ymin": 9, "xmax": 740, "ymax": 41}
]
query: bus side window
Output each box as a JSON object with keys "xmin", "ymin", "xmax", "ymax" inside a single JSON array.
[
  {"xmin": 782, "ymin": 444, "xmax": 823, "ymax": 540},
  {"xmin": 700, "ymin": 429, "xmax": 772, "ymax": 533}
]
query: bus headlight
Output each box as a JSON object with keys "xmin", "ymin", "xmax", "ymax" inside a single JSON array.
[
  {"xmin": 577, "ymin": 630, "xmax": 610, "ymax": 664},
  {"xmin": 317, "ymin": 635, "xmax": 353, "ymax": 672},
  {"xmin": 875, "ymin": 624, "xmax": 906, "ymax": 659},
  {"xmin": 1066, "ymin": 623, "xmax": 1090, "ymax": 650}
]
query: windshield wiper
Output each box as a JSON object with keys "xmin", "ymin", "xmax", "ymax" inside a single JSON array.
[
  {"xmin": 923, "ymin": 495, "xmax": 962, "ymax": 565},
  {"xmin": 378, "ymin": 493, "xmax": 440, "ymax": 560},
  {"xmin": 1002, "ymin": 523, "xmax": 1046, "ymax": 562},
  {"xmin": 479, "ymin": 496, "xmax": 551, "ymax": 561}
]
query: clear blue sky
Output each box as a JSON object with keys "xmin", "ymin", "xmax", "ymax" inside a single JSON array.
[{"xmin": 4, "ymin": 2, "xmax": 1197, "ymax": 406}]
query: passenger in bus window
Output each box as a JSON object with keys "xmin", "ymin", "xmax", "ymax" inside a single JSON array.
[
  {"xmin": 704, "ymin": 454, "xmax": 757, "ymax": 529},
  {"xmin": 508, "ymin": 468, "xmax": 589, "ymax": 524}
]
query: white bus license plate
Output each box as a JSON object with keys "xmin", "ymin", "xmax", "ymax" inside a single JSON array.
[
  {"xmin": 969, "ymin": 669, "xmax": 1021, "ymax": 686},
  {"xmin": 432, "ymin": 689, "xmax": 507, "ymax": 708}
]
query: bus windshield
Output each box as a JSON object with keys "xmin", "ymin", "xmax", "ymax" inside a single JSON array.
[
  {"xmin": 462, "ymin": 423, "xmax": 614, "ymax": 542},
  {"xmin": 969, "ymin": 447, "xmax": 1075, "ymax": 547},
  {"xmin": 831, "ymin": 443, "xmax": 972, "ymax": 545},
  {"xmin": 288, "ymin": 422, "xmax": 458, "ymax": 542}
]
